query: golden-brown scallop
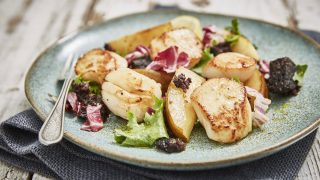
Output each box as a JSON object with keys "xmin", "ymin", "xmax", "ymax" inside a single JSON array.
[
  {"xmin": 191, "ymin": 78, "xmax": 252, "ymax": 143},
  {"xmin": 203, "ymin": 52, "xmax": 256, "ymax": 82},
  {"xmin": 75, "ymin": 49, "xmax": 127, "ymax": 84},
  {"xmin": 150, "ymin": 28, "xmax": 203, "ymax": 68}
]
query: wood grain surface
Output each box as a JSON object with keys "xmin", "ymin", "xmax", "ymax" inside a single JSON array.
[{"xmin": 0, "ymin": 0, "xmax": 319, "ymax": 179}]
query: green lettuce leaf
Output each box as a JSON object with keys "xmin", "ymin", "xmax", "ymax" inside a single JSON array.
[
  {"xmin": 225, "ymin": 18, "xmax": 240, "ymax": 35},
  {"xmin": 88, "ymin": 81, "xmax": 101, "ymax": 94},
  {"xmin": 71, "ymin": 76, "xmax": 101, "ymax": 95},
  {"xmin": 225, "ymin": 18, "xmax": 241, "ymax": 45},
  {"xmin": 73, "ymin": 76, "xmax": 85, "ymax": 85},
  {"xmin": 192, "ymin": 48, "xmax": 214, "ymax": 75},
  {"xmin": 293, "ymin": 64, "xmax": 308, "ymax": 86},
  {"xmin": 225, "ymin": 34, "xmax": 240, "ymax": 45},
  {"xmin": 114, "ymin": 97, "xmax": 169, "ymax": 147}
]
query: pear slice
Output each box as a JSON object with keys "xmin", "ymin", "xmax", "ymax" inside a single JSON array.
[
  {"xmin": 133, "ymin": 69, "xmax": 173, "ymax": 94},
  {"xmin": 244, "ymin": 69, "xmax": 269, "ymax": 110},
  {"xmin": 106, "ymin": 16, "xmax": 202, "ymax": 55},
  {"xmin": 165, "ymin": 67, "xmax": 205, "ymax": 142},
  {"xmin": 232, "ymin": 36, "xmax": 260, "ymax": 60}
]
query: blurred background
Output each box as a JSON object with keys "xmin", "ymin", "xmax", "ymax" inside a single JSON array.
[{"xmin": 0, "ymin": 0, "xmax": 319, "ymax": 179}]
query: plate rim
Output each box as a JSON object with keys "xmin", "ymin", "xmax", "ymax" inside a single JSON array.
[{"xmin": 24, "ymin": 9, "xmax": 320, "ymax": 170}]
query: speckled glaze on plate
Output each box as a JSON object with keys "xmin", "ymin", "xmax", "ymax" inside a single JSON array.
[{"xmin": 25, "ymin": 10, "xmax": 320, "ymax": 170}]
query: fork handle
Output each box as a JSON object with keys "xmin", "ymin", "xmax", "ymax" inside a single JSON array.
[{"xmin": 38, "ymin": 78, "xmax": 73, "ymax": 145}]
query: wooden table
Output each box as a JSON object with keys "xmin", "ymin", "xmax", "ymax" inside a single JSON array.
[{"xmin": 0, "ymin": 0, "xmax": 319, "ymax": 179}]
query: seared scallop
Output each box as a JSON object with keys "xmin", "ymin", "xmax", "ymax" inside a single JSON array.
[
  {"xmin": 150, "ymin": 28, "xmax": 203, "ymax": 68},
  {"xmin": 102, "ymin": 68, "xmax": 162, "ymax": 122},
  {"xmin": 203, "ymin": 52, "xmax": 256, "ymax": 82},
  {"xmin": 191, "ymin": 78, "xmax": 252, "ymax": 143},
  {"xmin": 75, "ymin": 49, "xmax": 127, "ymax": 84}
]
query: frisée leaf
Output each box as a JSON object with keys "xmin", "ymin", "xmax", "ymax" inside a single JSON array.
[
  {"xmin": 192, "ymin": 48, "xmax": 213, "ymax": 74},
  {"xmin": 114, "ymin": 97, "xmax": 169, "ymax": 147},
  {"xmin": 293, "ymin": 64, "xmax": 308, "ymax": 86}
]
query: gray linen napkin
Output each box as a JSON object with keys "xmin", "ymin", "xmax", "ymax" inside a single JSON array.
[{"xmin": 0, "ymin": 30, "xmax": 319, "ymax": 180}]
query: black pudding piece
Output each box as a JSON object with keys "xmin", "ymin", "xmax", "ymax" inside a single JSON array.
[
  {"xmin": 155, "ymin": 138, "xmax": 186, "ymax": 153},
  {"xmin": 128, "ymin": 57, "xmax": 152, "ymax": 69},
  {"xmin": 104, "ymin": 43, "xmax": 114, "ymax": 52},
  {"xmin": 267, "ymin": 57, "xmax": 298, "ymax": 95},
  {"xmin": 210, "ymin": 42, "xmax": 232, "ymax": 56}
]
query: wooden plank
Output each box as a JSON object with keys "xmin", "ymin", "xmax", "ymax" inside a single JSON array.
[
  {"xmin": 0, "ymin": 161, "xmax": 30, "ymax": 180},
  {"xmin": 0, "ymin": 0, "xmax": 91, "ymax": 121},
  {"xmin": 172, "ymin": 0, "xmax": 290, "ymax": 26},
  {"xmin": 0, "ymin": 0, "xmax": 28, "ymax": 33},
  {"xmin": 295, "ymin": 0, "xmax": 320, "ymax": 32},
  {"xmin": 32, "ymin": 173, "xmax": 53, "ymax": 180},
  {"xmin": 296, "ymin": 131, "xmax": 320, "ymax": 180},
  {"xmin": 0, "ymin": 1, "xmax": 35, "ymax": 178},
  {"xmin": 0, "ymin": 0, "xmax": 94, "ymax": 179},
  {"xmin": 92, "ymin": 0, "xmax": 150, "ymax": 21},
  {"xmin": 288, "ymin": 0, "xmax": 320, "ymax": 178},
  {"xmin": 282, "ymin": 0, "xmax": 298, "ymax": 30},
  {"xmin": 153, "ymin": 0, "xmax": 320, "ymax": 32}
]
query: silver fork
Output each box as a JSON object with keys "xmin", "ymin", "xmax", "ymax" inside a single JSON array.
[{"xmin": 39, "ymin": 54, "xmax": 76, "ymax": 145}]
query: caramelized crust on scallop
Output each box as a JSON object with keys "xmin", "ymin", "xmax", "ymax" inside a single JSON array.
[
  {"xmin": 203, "ymin": 52, "xmax": 256, "ymax": 82},
  {"xmin": 75, "ymin": 49, "xmax": 127, "ymax": 84},
  {"xmin": 210, "ymin": 52, "xmax": 256, "ymax": 69},
  {"xmin": 191, "ymin": 78, "xmax": 252, "ymax": 143}
]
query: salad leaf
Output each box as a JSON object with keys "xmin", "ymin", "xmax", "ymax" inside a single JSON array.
[
  {"xmin": 88, "ymin": 81, "xmax": 101, "ymax": 94},
  {"xmin": 225, "ymin": 34, "xmax": 240, "ymax": 45},
  {"xmin": 293, "ymin": 64, "xmax": 308, "ymax": 86},
  {"xmin": 73, "ymin": 76, "xmax": 85, "ymax": 85},
  {"xmin": 225, "ymin": 18, "xmax": 240, "ymax": 45},
  {"xmin": 114, "ymin": 97, "xmax": 169, "ymax": 147},
  {"xmin": 225, "ymin": 18, "xmax": 240, "ymax": 35},
  {"xmin": 212, "ymin": 39, "xmax": 218, "ymax": 47},
  {"xmin": 71, "ymin": 76, "xmax": 101, "ymax": 95},
  {"xmin": 192, "ymin": 48, "xmax": 214, "ymax": 74}
]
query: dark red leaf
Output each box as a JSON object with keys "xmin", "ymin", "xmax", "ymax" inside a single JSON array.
[
  {"xmin": 67, "ymin": 92, "xmax": 78, "ymax": 112},
  {"xmin": 146, "ymin": 46, "xmax": 189, "ymax": 73},
  {"xmin": 81, "ymin": 104, "xmax": 104, "ymax": 132}
]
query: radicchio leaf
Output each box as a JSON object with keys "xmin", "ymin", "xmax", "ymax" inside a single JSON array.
[
  {"xmin": 146, "ymin": 46, "xmax": 189, "ymax": 73},
  {"xmin": 125, "ymin": 45, "xmax": 150, "ymax": 65},
  {"xmin": 258, "ymin": 60, "xmax": 270, "ymax": 79},
  {"xmin": 202, "ymin": 25, "xmax": 216, "ymax": 48},
  {"xmin": 67, "ymin": 92, "xmax": 78, "ymax": 112},
  {"xmin": 80, "ymin": 104, "xmax": 104, "ymax": 132},
  {"xmin": 147, "ymin": 107, "xmax": 155, "ymax": 115},
  {"xmin": 245, "ymin": 86, "xmax": 271, "ymax": 128},
  {"xmin": 202, "ymin": 25, "xmax": 225, "ymax": 48}
]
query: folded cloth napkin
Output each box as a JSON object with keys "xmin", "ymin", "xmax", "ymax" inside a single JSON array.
[{"xmin": 0, "ymin": 30, "xmax": 319, "ymax": 180}]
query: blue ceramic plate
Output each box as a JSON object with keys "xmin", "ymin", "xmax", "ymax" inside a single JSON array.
[{"xmin": 25, "ymin": 10, "xmax": 320, "ymax": 170}]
